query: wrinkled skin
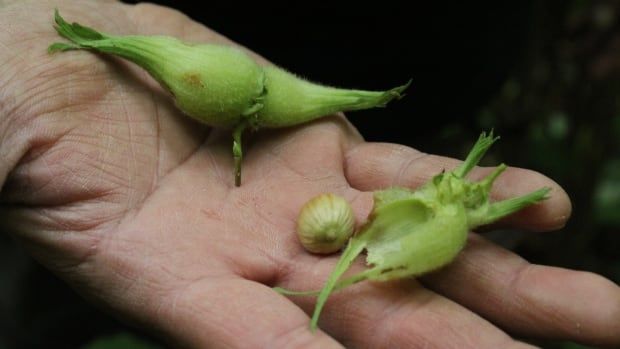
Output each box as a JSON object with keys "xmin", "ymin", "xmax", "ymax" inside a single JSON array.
[{"xmin": 0, "ymin": 1, "xmax": 618, "ymax": 348}]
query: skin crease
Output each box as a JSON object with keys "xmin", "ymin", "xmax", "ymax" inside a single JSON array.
[{"xmin": 0, "ymin": 0, "xmax": 618, "ymax": 348}]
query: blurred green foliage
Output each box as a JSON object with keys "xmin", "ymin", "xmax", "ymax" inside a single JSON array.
[
  {"xmin": 594, "ymin": 159, "xmax": 620, "ymax": 226},
  {"xmin": 469, "ymin": 1, "xmax": 620, "ymax": 284},
  {"xmin": 465, "ymin": 3, "xmax": 620, "ymax": 346},
  {"xmin": 82, "ymin": 333, "xmax": 162, "ymax": 349},
  {"xmin": 559, "ymin": 342, "xmax": 596, "ymax": 349}
]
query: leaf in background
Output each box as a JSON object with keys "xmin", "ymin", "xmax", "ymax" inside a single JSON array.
[
  {"xmin": 82, "ymin": 333, "xmax": 162, "ymax": 349},
  {"xmin": 593, "ymin": 159, "xmax": 620, "ymax": 226}
]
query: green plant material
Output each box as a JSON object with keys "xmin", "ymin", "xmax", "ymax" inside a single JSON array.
[
  {"xmin": 82, "ymin": 332, "xmax": 162, "ymax": 349},
  {"xmin": 558, "ymin": 341, "xmax": 595, "ymax": 349},
  {"xmin": 275, "ymin": 131, "xmax": 551, "ymax": 330},
  {"xmin": 593, "ymin": 159, "xmax": 620, "ymax": 226},
  {"xmin": 48, "ymin": 9, "xmax": 409, "ymax": 186}
]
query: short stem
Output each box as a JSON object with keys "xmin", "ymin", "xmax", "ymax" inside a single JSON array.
[{"xmin": 232, "ymin": 122, "xmax": 248, "ymax": 186}]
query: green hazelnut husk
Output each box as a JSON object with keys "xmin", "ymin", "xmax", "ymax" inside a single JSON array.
[
  {"xmin": 48, "ymin": 9, "xmax": 409, "ymax": 185},
  {"xmin": 276, "ymin": 131, "xmax": 551, "ymax": 331}
]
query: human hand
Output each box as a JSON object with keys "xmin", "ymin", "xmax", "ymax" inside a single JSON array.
[{"xmin": 0, "ymin": 1, "xmax": 617, "ymax": 348}]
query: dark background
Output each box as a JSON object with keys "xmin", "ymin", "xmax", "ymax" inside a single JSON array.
[{"xmin": 1, "ymin": 1, "xmax": 619, "ymax": 348}]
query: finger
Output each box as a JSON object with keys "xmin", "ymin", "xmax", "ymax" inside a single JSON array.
[
  {"xmin": 251, "ymin": 118, "xmax": 362, "ymax": 180},
  {"xmin": 421, "ymin": 234, "xmax": 620, "ymax": 348},
  {"xmin": 344, "ymin": 142, "xmax": 571, "ymax": 231},
  {"xmin": 278, "ymin": 256, "xmax": 538, "ymax": 348},
  {"xmin": 155, "ymin": 277, "xmax": 342, "ymax": 349}
]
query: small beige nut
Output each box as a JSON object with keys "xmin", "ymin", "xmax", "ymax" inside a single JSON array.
[{"xmin": 296, "ymin": 193, "xmax": 355, "ymax": 254}]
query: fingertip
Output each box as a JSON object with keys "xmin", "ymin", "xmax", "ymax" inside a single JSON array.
[{"xmin": 537, "ymin": 178, "xmax": 572, "ymax": 231}]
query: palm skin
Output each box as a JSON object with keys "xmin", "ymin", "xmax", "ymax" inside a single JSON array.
[{"xmin": 0, "ymin": 1, "xmax": 618, "ymax": 348}]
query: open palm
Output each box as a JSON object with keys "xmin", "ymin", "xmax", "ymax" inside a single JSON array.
[{"xmin": 1, "ymin": 1, "xmax": 618, "ymax": 348}]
